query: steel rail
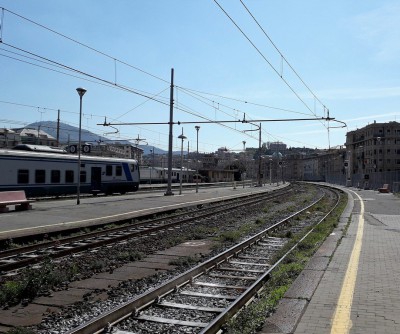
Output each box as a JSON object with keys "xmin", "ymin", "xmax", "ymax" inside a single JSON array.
[
  {"xmin": 65, "ymin": 189, "xmax": 332, "ymax": 334},
  {"xmin": 0, "ymin": 186, "xmax": 293, "ymax": 272},
  {"xmin": 200, "ymin": 187, "xmax": 341, "ymax": 333}
]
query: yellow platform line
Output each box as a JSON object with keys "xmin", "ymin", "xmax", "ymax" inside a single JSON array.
[{"xmin": 330, "ymin": 191, "xmax": 364, "ymax": 334}]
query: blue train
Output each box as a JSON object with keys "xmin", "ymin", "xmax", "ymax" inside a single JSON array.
[{"xmin": 0, "ymin": 145, "xmax": 140, "ymax": 197}]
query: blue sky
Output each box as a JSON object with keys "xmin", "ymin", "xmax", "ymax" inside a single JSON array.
[{"xmin": 0, "ymin": 1, "xmax": 399, "ymax": 153}]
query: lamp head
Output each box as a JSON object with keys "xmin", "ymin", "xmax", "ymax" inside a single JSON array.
[{"xmin": 76, "ymin": 87, "xmax": 87, "ymax": 97}]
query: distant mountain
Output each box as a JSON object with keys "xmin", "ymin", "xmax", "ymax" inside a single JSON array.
[{"xmin": 26, "ymin": 121, "xmax": 167, "ymax": 155}]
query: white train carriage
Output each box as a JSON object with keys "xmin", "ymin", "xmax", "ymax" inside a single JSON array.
[
  {"xmin": 139, "ymin": 166, "xmax": 195, "ymax": 184},
  {"xmin": 0, "ymin": 148, "xmax": 139, "ymax": 197},
  {"xmin": 139, "ymin": 166, "xmax": 165, "ymax": 183}
]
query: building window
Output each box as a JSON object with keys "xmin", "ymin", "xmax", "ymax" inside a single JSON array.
[
  {"xmin": 106, "ymin": 165, "xmax": 113, "ymax": 176},
  {"xmin": 116, "ymin": 165, "xmax": 122, "ymax": 176},
  {"xmin": 35, "ymin": 170, "xmax": 46, "ymax": 183},
  {"xmin": 65, "ymin": 170, "xmax": 74, "ymax": 183},
  {"xmin": 17, "ymin": 169, "xmax": 29, "ymax": 184},
  {"xmin": 51, "ymin": 170, "xmax": 61, "ymax": 183}
]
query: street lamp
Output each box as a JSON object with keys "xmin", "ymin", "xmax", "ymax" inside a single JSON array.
[
  {"xmin": 195, "ymin": 125, "xmax": 200, "ymax": 193},
  {"xmin": 242, "ymin": 141, "xmax": 246, "ymax": 187},
  {"xmin": 149, "ymin": 148, "xmax": 155, "ymax": 186},
  {"xmin": 178, "ymin": 128, "xmax": 187, "ymax": 195},
  {"xmin": 76, "ymin": 87, "xmax": 87, "ymax": 205}
]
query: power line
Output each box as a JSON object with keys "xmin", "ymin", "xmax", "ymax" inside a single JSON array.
[
  {"xmin": 1, "ymin": 42, "xmax": 171, "ymax": 106},
  {"xmin": 213, "ymin": 0, "xmax": 328, "ymax": 125},
  {"xmin": 239, "ymin": 0, "xmax": 328, "ymax": 111},
  {"xmin": 1, "ymin": 7, "xmax": 169, "ymax": 84}
]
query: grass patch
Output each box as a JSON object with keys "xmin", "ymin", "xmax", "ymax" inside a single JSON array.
[
  {"xmin": 169, "ymin": 255, "xmax": 200, "ymax": 267},
  {"xmin": 116, "ymin": 250, "xmax": 143, "ymax": 262},
  {"xmin": 215, "ymin": 222, "xmax": 256, "ymax": 245}
]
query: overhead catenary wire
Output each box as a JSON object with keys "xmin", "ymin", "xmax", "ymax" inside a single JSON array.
[
  {"xmin": 0, "ymin": 6, "xmax": 344, "ymax": 151},
  {"xmin": 0, "ymin": 7, "xmax": 170, "ymax": 85},
  {"xmin": 213, "ymin": 0, "xmax": 328, "ymax": 126},
  {"xmin": 1, "ymin": 5, "xmax": 334, "ymax": 124},
  {"xmin": 239, "ymin": 0, "xmax": 328, "ymax": 112},
  {"xmin": 1, "ymin": 42, "xmax": 170, "ymax": 106},
  {"xmin": 176, "ymin": 85, "xmax": 315, "ymax": 118}
]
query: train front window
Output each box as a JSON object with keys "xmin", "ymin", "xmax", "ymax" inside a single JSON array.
[
  {"xmin": 17, "ymin": 169, "xmax": 29, "ymax": 184},
  {"xmin": 116, "ymin": 165, "xmax": 122, "ymax": 176},
  {"xmin": 51, "ymin": 170, "xmax": 61, "ymax": 183},
  {"xmin": 106, "ymin": 165, "xmax": 113, "ymax": 176},
  {"xmin": 35, "ymin": 170, "xmax": 46, "ymax": 183},
  {"xmin": 65, "ymin": 170, "xmax": 74, "ymax": 183}
]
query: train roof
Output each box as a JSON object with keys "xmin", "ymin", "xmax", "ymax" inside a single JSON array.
[
  {"xmin": 13, "ymin": 144, "xmax": 67, "ymax": 154},
  {"xmin": 0, "ymin": 148, "xmax": 138, "ymax": 164}
]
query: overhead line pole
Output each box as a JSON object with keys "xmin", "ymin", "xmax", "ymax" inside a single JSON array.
[
  {"xmin": 258, "ymin": 123, "xmax": 262, "ymax": 186},
  {"xmin": 165, "ymin": 68, "xmax": 174, "ymax": 196}
]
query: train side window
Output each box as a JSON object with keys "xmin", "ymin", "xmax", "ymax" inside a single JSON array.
[
  {"xmin": 17, "ymin": 169, "xmax": 29, "ymax": 184},
  {"xmin": 65, "ymin": 170, "xmax": 74, "ymax": 183},
  {"xmin": 106, "ymin": 165, "xmax": 113, "ymax": 176},
  {"xmin": 35, "ymin": 169, "xmax": 46, "ymax": 183},
  {"xmin": 80, "ymin": 171, "xmax": 87, "ymax": 183},
  {"xmin": 51, "ymin": 170, "xmax": 61, "ymax": 183},
  {"xmin": 130, "ymin": 164, "xmax": 135, "ymax": 172},
  {"xmin": 116, "ymin": 165, "xmax": 122, "ymax": 176}
]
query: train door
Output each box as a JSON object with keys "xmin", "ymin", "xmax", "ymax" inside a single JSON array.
[{"xmin": 91, "ymin": 167, "xmax": 102, "ymax": 191}]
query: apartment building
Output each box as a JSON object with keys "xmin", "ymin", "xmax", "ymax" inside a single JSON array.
[{"xmin": 345, "ymin": 121, "xmax": 400, "ymax": 175}]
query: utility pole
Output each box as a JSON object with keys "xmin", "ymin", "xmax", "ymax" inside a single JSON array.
[
  {"xmin": 56, "ymin": 109, "xmax": 60, "ymax": 147},
  {"xmin": 165, "ymin": 68, "xmax": 174, "ymax": 196},
  {"xmin": 195, "ymin": 126, "xmax": 200, "ymax": 193},
  {"xmin": 258, "ymin": 123, "xmax": 262, "ymax": 186}
]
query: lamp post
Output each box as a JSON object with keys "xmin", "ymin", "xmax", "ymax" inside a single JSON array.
[
  {"xmin": 76, "ymin": 87, "xmax": 87, "ymax": 205},
  {"xmin": 242, "ymin": 141, "xmax": 246, "ymax": 187},
  {"xmin": 195, "ymin": 125, "xmax": 200, "ymax": 193},
  {"xmin": 149, "ymin": 149, "xmax": 152, "ymax": 185},
  {"xmin": 178, "ymin": 128, "xmax": 187, "ymax": 195}
]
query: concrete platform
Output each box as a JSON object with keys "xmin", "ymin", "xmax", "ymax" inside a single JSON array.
[
  {"xmin": 260, "ymin": 186, "xmax": 400, "ymax": 334},
  {"xmin": 0, "ymin": 184, "xmax": 285, "ymax": 240}
]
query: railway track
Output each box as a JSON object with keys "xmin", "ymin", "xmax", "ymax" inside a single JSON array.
[
  {"xmin": 63, "ymin": 186, "xmax": 341, "ymax": 334},
  {"xmin": 0, "ymin": 186, "xmax": 293, "ymax": 274}
]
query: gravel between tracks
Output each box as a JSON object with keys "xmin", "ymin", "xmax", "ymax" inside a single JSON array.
[{"xmin": 1, "ymin": 183, "xmax": 323, "ymax": 333}]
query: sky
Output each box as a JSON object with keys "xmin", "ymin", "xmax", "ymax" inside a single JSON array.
[{"xmin": 0, "ymin": 1, "xmax": 399, "ymax": 154}]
